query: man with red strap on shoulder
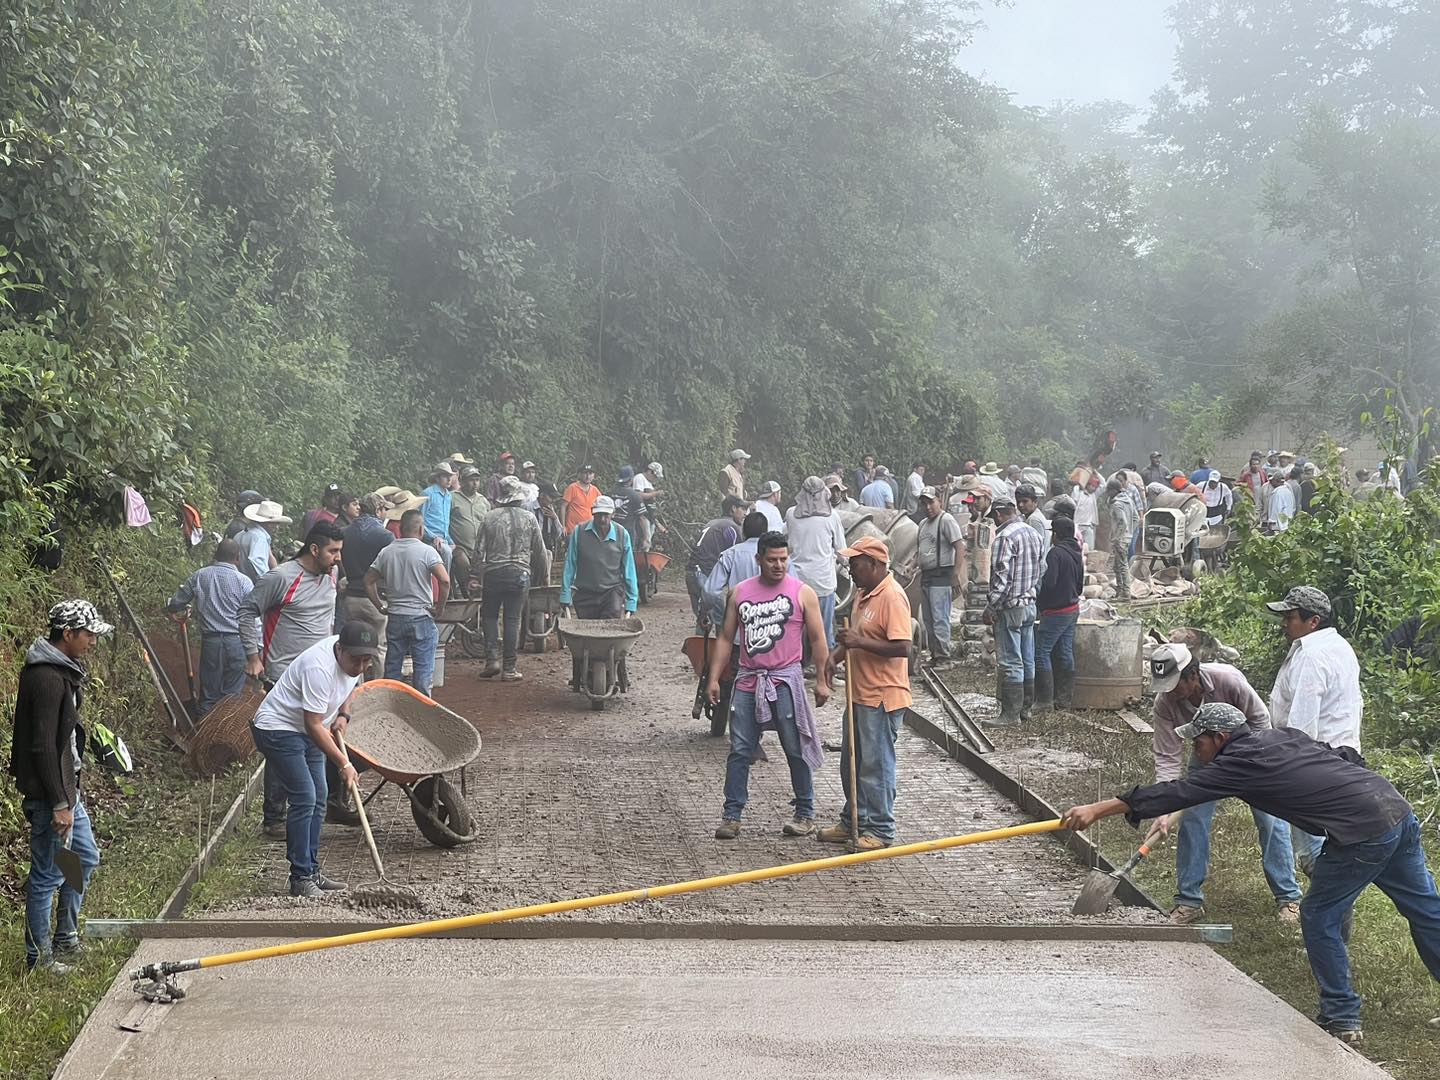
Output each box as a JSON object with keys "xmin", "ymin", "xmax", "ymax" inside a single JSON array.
[{"xmin": 238, "ymin": 521, "xmax": 349, "ymax": 836}]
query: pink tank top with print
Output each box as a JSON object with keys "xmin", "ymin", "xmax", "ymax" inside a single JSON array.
[{"xmin": 734, "ymin": 575, "xmax": 805, "ymax": 674}]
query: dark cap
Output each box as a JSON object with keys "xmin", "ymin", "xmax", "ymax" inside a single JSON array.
[
  {"xmin": 324, "ymin": 482, "xmax": 341, "ymax": 495},
  {"xmin": 722, "ymin": 495, "xmax": 748, "ymax": 512},
  {"xmin": 1266, "ymin": 586, "xmax": 1332, "ymax": 618},
  {"xmin": 338, "ymin": 622, "xmax": 383, "ymax": 658},
  {"xmin": 580, "ymin": 463, "xmax": 596, "ymax": 474}
]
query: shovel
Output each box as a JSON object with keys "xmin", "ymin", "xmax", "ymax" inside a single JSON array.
[
  {"xmin": 56, "ymin": 829, "xmax": 84, "ymax": 892},
  {"xmin": 1071, "ymin": 819, "xmax": 1170, "ymax": 916}
]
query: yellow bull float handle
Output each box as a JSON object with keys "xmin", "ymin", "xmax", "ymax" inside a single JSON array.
[{"xmin": 130, "ymin": 819, "xmax": 1064, "ymax": 986}]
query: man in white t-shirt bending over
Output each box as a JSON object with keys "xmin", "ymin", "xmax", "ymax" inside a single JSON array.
[{"xmin": 251, "ymin": 624, "xmax": 381, "ymax": 897}]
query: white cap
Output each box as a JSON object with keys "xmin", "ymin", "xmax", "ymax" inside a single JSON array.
[
  {"xmin": 729, "ymin": 449, "xmax": 751, "ymax": 462},
  {"xmin": 647, "ymin": 461, "xmax": 664, "ymax": 478},
  {"xmin": 760, "ymin": 480, "xmax": 781, "ymax": 496},
  {"xmin": 1149, "ymin": 643, "xmax": 1193, "ymax": 696},
  {"xmin": 592, "ymin": 495, "xmax": 616, "ymax": 514}
]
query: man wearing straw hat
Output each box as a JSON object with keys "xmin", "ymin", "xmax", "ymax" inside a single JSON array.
[
  {"xmin": 235, "ymin": 499, "xmax": 290, "ymax": 582},
  {"xmin": 819, "ymin": 536, "xmax": 913, "ymax": 851},
  {"xmin": 474, "ymin": 475, "xmax": 550, "ymax": 680}
]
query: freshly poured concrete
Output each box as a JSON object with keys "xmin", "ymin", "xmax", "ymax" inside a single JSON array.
[{"xmin": 59, "ymin": 937, "xmax": 1384, "ymax": 1079}]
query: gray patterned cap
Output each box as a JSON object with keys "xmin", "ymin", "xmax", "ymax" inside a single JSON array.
[
  {"xmin": 1174, "ymin": 701, "xmax": 1248, "ymax": 739},
  {"xmin": 48, "ymin": 599, "xmax": 114, "ymax": 635},
  {"xmin": 1265, "ymin": 586, "xmax": 1332, "ymax": 618}
]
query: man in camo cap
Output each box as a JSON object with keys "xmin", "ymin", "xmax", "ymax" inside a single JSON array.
[
  {"xmin": 1063, "ymin": 700, "xmax": 1440, "ymax": 1046},
  {"xmin": 10, "ymin": 600, "xmax": 113, "ymax": 974}
]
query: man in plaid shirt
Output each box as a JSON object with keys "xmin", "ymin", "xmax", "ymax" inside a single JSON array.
[{"xmin": 984, "ymin": 495, "xmax": 1044, "ymax": 727}]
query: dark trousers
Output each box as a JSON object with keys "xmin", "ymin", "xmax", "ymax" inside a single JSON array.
[
  {"xmin": 482, "ymin": 566, "xmax": 528, "ymax": 671},
  {"xmin": 198, "ymin": 632, "xmax": 246, "ymax": 716}
]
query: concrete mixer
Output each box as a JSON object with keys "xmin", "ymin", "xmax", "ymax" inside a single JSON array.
[
  {"xmin": 1132, "ymin": 489, "xmax": 1210, "ymax": 582},
  {"xmin": 834, "ymin": 508, "xmax": 923, "ymax": 619}
]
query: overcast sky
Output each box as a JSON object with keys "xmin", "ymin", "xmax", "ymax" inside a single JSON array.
[{"xmin": 961, "ymin": 1, "xmax": 1178, "ymax": 111}]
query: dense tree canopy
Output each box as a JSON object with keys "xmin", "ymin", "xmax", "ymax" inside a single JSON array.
[{"xmin": 2, "ymin": 0, "xmax": 1436, "ymax": 536}]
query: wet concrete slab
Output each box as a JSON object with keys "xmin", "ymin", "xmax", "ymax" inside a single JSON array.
[
  {"xmin": 59, "ymin": 937, "xmax": 1385, "ymax": 1079},
  {"xmin": 203, "ymin": 590, "xmax": 1154, "ymax": 927}
]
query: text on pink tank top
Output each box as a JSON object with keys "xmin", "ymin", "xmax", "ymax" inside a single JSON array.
[{"xmin": 735, "ymin": 575, "xmax": 805, "ymax": 671}]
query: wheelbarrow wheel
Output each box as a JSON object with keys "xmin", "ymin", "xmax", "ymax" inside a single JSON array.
[
  {"xmin": 456, "ymin": 623, "xmax": 486, "ymax": 660},
  {"xmin": 411, "ymin": 775, "xmax": 474, "ymax": 848}
]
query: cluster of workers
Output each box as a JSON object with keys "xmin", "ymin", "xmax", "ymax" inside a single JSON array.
[{"xmin": 11, "ymin": 444, "xmax": 1439, "ymax": 1049}]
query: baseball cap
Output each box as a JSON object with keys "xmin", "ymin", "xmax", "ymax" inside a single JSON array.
[
  {"xmin": 646, "ymin": 461, "xmax": 663, "ymax": 478},
  {"xmin": 918, "ymin": 485, "xmax": 939, "ymax": 500},
  {"xmin": 337, "ymin": 621, "xmax": 383, "ymax": 658},
  {"xmin": 722, "ymin": 495, "xmax": 748, "ymax": 512},
  {"xmin": 48, "ymin": 599, "xmax": 114, "ymax": 636},
  {"xmin": 323, "ymin": 481, "xmax": 341, "ymax": 495},
  {"xmin": 580, "ymin": 463, "xmax": 596, "ymax": 474},
  {"xmin": 499, "ymin": 451, "xmax": 515, "ymax": 462},
  {"xmin": 991, "ymin": 494, "xmax": 1017, "ymax": 511},
  {"xmin": 759, "ymin": 480, "xmax": 781, "ymax": 496},
  {"xmin": 592, "ymin": 495, "xmax": 616, "ymax": 514},
  {"xmin": 1266, "ymin": 586, "xmax": 1332, "ymax": 618},
  {"xmin": 1206, "ymin": 470, "xmax": 1221, "ymax": 483},
  {"xmin": 1149, "ymin": 450, "xmax": 1162, "ymax": 458},
  {"xmin": 838, "ymin": 536, "xmax": 890, "ymax": 565},
  {"xmin": 235, "ymin": 488, "xmax": 262, "ymax": 508},
  {"xmin": 1175, "ymin": 701, "xmax": 1249, "ymax": 740},
  {"xmin": 459, "ymin": 464, "xmax": 482, "ymax": 480},
  {"xmin": 521, "ymin": 460, "xmax": 537, "ymax": 470},
  {"xmin": 1148, "ymin": 643, "xmax": 1193, "ymax": 695},
  {"xmin": 729, "ymin": 449, "xmax": 751, "ymax": 462}
]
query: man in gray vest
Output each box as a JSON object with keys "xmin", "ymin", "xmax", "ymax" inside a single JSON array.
[{"xmin": 560, "ymin": 495, "xmax": 639, "ymax": 687}]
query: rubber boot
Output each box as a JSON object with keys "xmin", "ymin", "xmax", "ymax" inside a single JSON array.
[
  {"xmin": 985, "ymin": 680, "xmax": 1024, "ymax": 728},
  {"xmin": 1053, "ymin": 666, "xmax": 1075, "ymax": 709},
  {"xmin": 1034, "ymin": 668, "xmax": 1054, "ymax": 714},
  {"xmin": 1021, "ymin": 679, "xmax": 1035, "ymax": 722}
]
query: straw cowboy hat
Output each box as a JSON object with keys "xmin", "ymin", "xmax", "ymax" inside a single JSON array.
[
  {"xmin": 447, "ymin": 452, "xmax": 475, "ymax": 465},
  {"xmin": 979, "ymin": 462, "xmax": 1002, "ymax": 476},
  {"xmin": 243, "ymin": 500, "xmax": 292, "ymax": 525},
  {"xmin": 383, "ymin": 490, "xmax": 429, "ymax": 521},
  {"xmin": 954, "ymin": 474, "xmax": 982, "ymax": 493},
  {"xmin": 374, "ymin": 485, "xmax": 403, "ymax": 500}
]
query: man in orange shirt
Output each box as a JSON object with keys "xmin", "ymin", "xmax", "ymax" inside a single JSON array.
[
  {"xmin": 819, "ymin": 536, "xmax": 913, "ymax": 851},
  {"xmin": 562, "ymin": 464, "xmax": 602, "ymax": 535}
]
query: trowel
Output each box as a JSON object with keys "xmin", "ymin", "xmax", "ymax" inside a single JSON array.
[
  {"xmin": 56, "ymin": 829, "xmax": 84, "ymax": 892},
  {"xmin": 1071, "ymin": 819, "xmax": 1170, "ymax": 916}
]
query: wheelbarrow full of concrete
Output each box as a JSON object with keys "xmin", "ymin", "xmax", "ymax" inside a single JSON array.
[
  {"xmin": 346, "ymin": 679, "xmax": 482, "ymax": 847},
  {"xmin": 558, "ymin": 615, "xmax": 644, "ymax": 711}
]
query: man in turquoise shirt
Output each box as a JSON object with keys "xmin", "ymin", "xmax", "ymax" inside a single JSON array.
[{"xmin": 420, "ymin": 461, "xmax": 456, "ymax": 570}]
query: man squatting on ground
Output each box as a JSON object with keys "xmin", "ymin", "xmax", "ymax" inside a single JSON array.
[
  {"xmin": 709, "ymin": 532, "xmax": 830, "ymax": 839},
  {"xmin": 10, "ymin": 600, "xmax": 113, "ymax": 974},
  {"xmin": 1063, "ymin": 701, "xmax": 1440, "ymax": 1045}
]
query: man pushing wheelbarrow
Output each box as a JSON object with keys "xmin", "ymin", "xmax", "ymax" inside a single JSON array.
[{"xmin": 559, "ymin": 496, "xmax": 639, "ymax": 691}]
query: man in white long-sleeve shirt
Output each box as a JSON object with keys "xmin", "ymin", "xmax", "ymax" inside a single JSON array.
[
  {"xmin": 1267, "ymin": 585, "xmax": 1363, "ymax": 873},
  {"xmin": 1263, "ymin": 469, "xmax": 1296, "ymax": 532}
]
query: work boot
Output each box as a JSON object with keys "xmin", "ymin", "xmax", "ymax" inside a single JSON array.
[
  {"xmin": 984, "ymin": 681, "xmax": 1024, "ymax": 728},
  {"xmin": 850, "ymin": 835, "xmax": 889, "ymax": 852},
  {"xmin": 51, "ymin": 936, "xmax": 87, "ymax": 959},
  {"xmin": 313, "ymin": 871, "xmax": 348, "ymax": 891},
  {"xmin": 262, "ymin": 821, "xmax": 286, "ymax": 839},
  {"xmin": 1034, "ymin": 668, "xmax": 1055, "ymax": 714},
  {"xmin": 1169, "ymin": 904, "xmax": 1204, "ymax": 925},
  {"xmin": 1318, "ymin": 1019, "xmax": 1363, "ymax": 1046},
  {"xmin": 714, "ymin": 819, "xmax": 741, "ymax": 840},
  {"xmin": 782, "ymin": 816, "xmax": 815, "ymax": 837},
  {"xmin": 27, "ymin": 956, "xmax": 74, "ymax": 976},
  {"xmin": 479, "ymin": 660, "xmax": 502, "ymax": 678},
  {"xmin": 1275, "ymin": 901, "xmax": 1301, "ymax": 924},
  {"xmin": 289, "ymin": 877, "xmax": 324, "ymax": 899},
  {"xmin": 325, "ymin": 797, "xmax": 361, "ymax": 827},
  {"xmin": 1053, "ymin": 666, "xmax": 1075, "ymax": 709},
  {"xmin": 1021, "ymin": 678, "xmax": 1035, "ymax": 721},
  {"xmin": 816, "ymin": 824, "xmax": 852, "ymax": 844}
]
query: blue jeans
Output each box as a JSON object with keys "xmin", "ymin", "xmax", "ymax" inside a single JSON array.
[
  {"xmin": 1034, "ymin": 610, "xmax": 1077, "ymax": 673},
  {"xmin": 994, "ymin": 603, "xmax": 1036, "ymax": 684},
  {"xmin": 722, "ymin": 682, "xmax": 814, "ymax": 821},
  {"xmin": 1174, "ymin": 755, "xmax": 1300, "ymax": 907},
  {"xmin": 921, "ymin": 583, "xmax": 953, "ymax": 660},
  {"xmin": 24, "ymin": 797, "xmax": 101, "ymax": 964},
  {"xmin": 1292, "ymin": 826, "xmax": 1326, "ymax": 877},
  {"xmin": 252, "ymin": 726, "xmax": 327, "ymax": 884},
  {"xmin": 385, "ymin": 612, "xmax": 438, "ymax": 694},
  {"xmin": 1300, "ymin": 814, "xmax": 1440, "ymax": 1029},
  {"xmin": 198, "ymin": 631, "xmax": 247, "ymax": 716},
  {"xmin": 817, "ymin": 591, "xmax": 837, "ymax": 650},
  {"xmin": 836, "ymin": 703, "xmax": 903, "ymax": 842}
]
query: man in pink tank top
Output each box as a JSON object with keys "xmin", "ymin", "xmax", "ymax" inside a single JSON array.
[{"xmin": 707, "ymin": 532, "xmax": 831, "ymax": 839}]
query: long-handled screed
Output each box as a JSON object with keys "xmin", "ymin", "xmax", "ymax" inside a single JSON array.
[
  {"xmin": 1071, "ymin": 818, "xmax": 1170, "ymax": 915},
  {"xmin": 336, "ymin": 734, "xmax": 421, "ymax": 910},
  {"xmin": 842, "ymin": 619, "xmax": 860, "ymax": 848},
  {"xmin": 129, "ymin": 818, "xmax": 1065, "ymax": 1001}
]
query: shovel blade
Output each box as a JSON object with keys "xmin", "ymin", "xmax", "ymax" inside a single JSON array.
[
  {"xmin": 56, "ymin": 844, "xmax": 85, "ymax": 892},
  {"xmin": 1071, "ymin": 868, "xmax": 1121, "ymax": 916}
]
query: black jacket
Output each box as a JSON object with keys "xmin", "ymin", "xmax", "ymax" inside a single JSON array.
[
  {"xmin": 1119, "ymin": 727, "xmax": 1410, "ymax": 845},
  {"xmin": 1037, "ymin": 539, "xmax": 1084, "ymax": 613},
  {"xmin": 9, "ymin": 638, "xmax": 87, "ymax": 809}
]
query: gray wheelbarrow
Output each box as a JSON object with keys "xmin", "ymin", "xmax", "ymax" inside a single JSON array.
[
  {"xmin": 523, "ymin": 585, "xmax": 563, "ymax": 653},
  {"xmin": 346, "ymin": 680, "xmax": 482, "ymax": 847},
  {"xmin": 557, "ymin": 616, "xmax": 645, "ymax": 710}
]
